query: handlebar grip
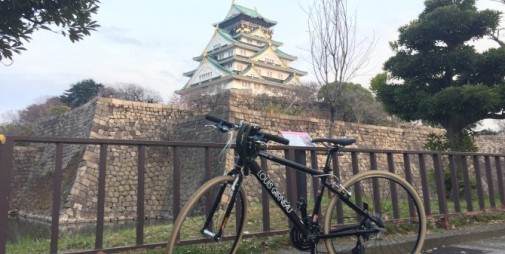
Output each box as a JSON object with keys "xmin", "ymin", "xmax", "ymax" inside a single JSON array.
[
  {"xmin": 262, "ymin": 132, "xmax": 290, "ymax": 145},
  {"xmin": 205, "ymin": 115, "xmax": 235, "ymax": 129}
]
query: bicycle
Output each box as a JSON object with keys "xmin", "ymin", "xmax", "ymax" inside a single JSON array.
[{"xmin": 167, "ymin": 115, "xmax": 426, "ymax": 254}]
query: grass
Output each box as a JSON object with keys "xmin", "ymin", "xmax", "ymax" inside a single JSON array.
[
  {"xmin": 6, "ymin": 224, "xmax": 291, "ymax": 254},
  {"xmin": 6, "ymin": 200, "xmax": 292, "ymax": 254},
  {"xmin": 7, "ymin": 193, "xmax": 505, "ymax": 254}
]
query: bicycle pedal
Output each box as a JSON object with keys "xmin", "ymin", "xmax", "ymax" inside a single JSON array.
[{"xmin": 202, "ymin": 229, "xmax": 216, "ymax": 238}]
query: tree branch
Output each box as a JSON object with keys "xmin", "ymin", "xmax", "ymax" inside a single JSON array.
[{"xmin": 488, "ymin": 113, "xmax": 505, "ymax": 119}]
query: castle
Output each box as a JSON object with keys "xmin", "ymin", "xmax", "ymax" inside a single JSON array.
[{"xmin": 177, "ymin": 3, "xmax": 307, "ymax": 96}]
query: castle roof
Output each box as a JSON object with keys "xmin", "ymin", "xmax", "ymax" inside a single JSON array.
[{"xmin": 216, "ymin": 3, "xmax": 277, "ymax": 28}]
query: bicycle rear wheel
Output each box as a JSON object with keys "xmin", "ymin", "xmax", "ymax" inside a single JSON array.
[
  {"xmin": 167, "ymin": 175, "xmax": 247, "ymax": 254},
  {"xmin": 324, "ymin": 171, "xmax": 426, "ymax": 254}
]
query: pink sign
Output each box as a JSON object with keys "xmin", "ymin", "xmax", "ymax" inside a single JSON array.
[{"xmin": 280, "ymin": 131, "xmax": 315, "ymax": 147}]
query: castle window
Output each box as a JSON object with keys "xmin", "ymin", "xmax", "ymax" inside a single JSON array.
[
  {"xmin": 267, "ymin": 71, "xmax": 273, "ymax": 77},
  {"xmin": 199, "ymin": 72, "xmax": 212, "ymax": 81},
  {"xmin": 266, "ymin": 58, "xmax": 274, "ymax": 64},
  {"xmin": 213, "ymin": 43, "xmax": 221, "ymax": 49},
  {"xmin": 242, "ymin": 80, "xmax": 251, "ymax": 88}
]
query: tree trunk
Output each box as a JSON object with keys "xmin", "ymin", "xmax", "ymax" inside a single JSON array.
[
  {"xmin": 328, "ymin": 104, "xmax": 337, "ymax": 138},
  {"xmin": 445, "ymin": 124, "xmax": 471, "ymax": 200}
]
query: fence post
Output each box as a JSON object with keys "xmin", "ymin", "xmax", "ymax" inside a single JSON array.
[
  {"xmin": 0, "ymin": 137, "xmax": 14, "ymax": 254},
  {"xmin": 172, "ymin": 147, "xmax": 181, "ymax": 222},
  {"xmin": 370, "ymin": 153, "xmax": 381, "ymax": 215},
  {"xmin": 495, "ymin": 156, "xmax": 505, "ymax": 209},
  {"xmin": 387, "ymin": 153, "xmax": 400, "ymax": 219},
  {"xmin": 433, "ymin": 153, "xmax": 450, "ymax": 229},
  {"xmin": 95, "ymin": 144, "xmax": 108, "ymax": 250},
  {"xmin": 136, "ymin": 145, "xmax": 145, "ymax": 245},
  {"xmin": 261, "ymin": 157, "xmax": 270, "ymax": 232},
  {"xmin": 310, "ymin": 150, "xmax": 319, "ymax": 198},
  {"xmin": 473, "ymin": 155, "xmax": 486, "ymax": 211},
  {"xmin": 285, "ymin": 148, "xmax": 297, "ymax": 227},
  {"xmin": 418, "ymin": 153, "xmax": 432, "ymax": 216},
  {"xmin": 448, "ymin": 155, "xmax": 461, "ymax": 213},
  {"xmin": 332, "ymin": 152, "xmax": 343, "ymax": 224},
  {"xmin": 403, "ymin": 153, "xmax": 417, "ymax": 219},
  {"xmin": 50, "ymin": 143, "xmax": 64, "ymax": 254},
  {"xmin": 461, "ymin": 155, "xmax": 474, "ymax": 212},
  {"xmin": 484, "ymin": 156, "xmax": 496, "ymax": 209},
  {"xmin": 294, "ymin": 150, "xmax": 307, "ymax": 201}
]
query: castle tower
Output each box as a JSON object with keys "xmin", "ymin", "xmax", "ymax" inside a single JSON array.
[{"xmin": 176, "ymin": 3, "xmax": 307, "ymax": 96}]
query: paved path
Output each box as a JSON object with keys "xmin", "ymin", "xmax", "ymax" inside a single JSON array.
[
  {"xmin": 274, "ymin": 223, "xmax": 505, "ymax": 253},
  {"xmin": 425, "ymin": 234, "xmax": 505, "ymax": 254}
]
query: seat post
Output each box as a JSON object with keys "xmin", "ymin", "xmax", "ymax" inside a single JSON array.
[{"xmin": 323, "ymin": 147, "xmax": 339, "ymax": 174}]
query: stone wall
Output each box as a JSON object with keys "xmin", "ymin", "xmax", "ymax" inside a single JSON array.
[
  {"xmin": 11, "ymin": 98, "xmax": 98, "ymax": 220},
  {"xmin": 9, "ymin": 90, "xmax": 505, "ymax": 222},
  {"xmin": 476, "ymin": 136, "xmax": 505, "ymax": 154},
  {"xmin": 10, "ymin": 146, "xmax": 42, "ymax": 210},
  {"xmin": 61, "ymin": 98, "xmax": 203, "ymax": 222}
]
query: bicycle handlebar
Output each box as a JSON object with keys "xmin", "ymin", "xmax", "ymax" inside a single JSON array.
[
  {"xmin": 205, "ymin": 115, "xmax": 289, "ymax": 145},
  {"xmin": 260, "ymin": 132, "xmax": 290, "ymax": 145},
  {"xmin": 205, "ymin": 115, "xmax": 236, "ymax": 130}
]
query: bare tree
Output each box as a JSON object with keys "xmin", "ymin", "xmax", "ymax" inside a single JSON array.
[
  {"xmin": 0, "ymin": 97, "xmax": 69, "ymax": 136},
  {"xmin": 305, "ymin": 0, "xmax": 375, "ymax": 137},
  {"xmin": 102, "ymin": 83, "xmax": 163, "ymax": 103},
  {"xmin": 171, "ymin": 88, "xmax": 229, "ymax": 112},
  {"xmin": 238, "ymin": 83, "xmax": 318, "ymax": 115}
]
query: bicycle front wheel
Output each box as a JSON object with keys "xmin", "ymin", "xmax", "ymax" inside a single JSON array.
[
  {"xmin": 167, "ymin": 175, "xmax": 247, "ymax": 254},
  {"xmin": 324, "ymin": 171, "xmax": 426, "ymax": 254}
]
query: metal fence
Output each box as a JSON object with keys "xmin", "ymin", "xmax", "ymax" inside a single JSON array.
[{"xmin": 1, "ymin": 136, "xmax": 505, "ymax": 254}]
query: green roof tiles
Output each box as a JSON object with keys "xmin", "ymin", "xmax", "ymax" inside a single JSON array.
[
  {"xmin": 275, "ymin": 48, "xmax": 297, "ymax": 60},
  {"xmin": 216, "ymin": 29, "xmax": 236, "ymax": 42},
  {"xmin": 232, "ymin": 4, "xmax": 277, "ymax": 24},
  {"xmin": 205, "ymin": 57, "xmax": 232, "ymax": 74}
]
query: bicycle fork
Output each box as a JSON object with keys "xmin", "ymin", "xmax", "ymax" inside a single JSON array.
[{"xmin": 201, "ymin": 174, "xmax": 242, "ymax": 241}]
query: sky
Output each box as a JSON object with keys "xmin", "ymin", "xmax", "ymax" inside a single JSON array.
[{"xmin": 0, "ymin": 0, "xmax": 503, "ymax": 125}]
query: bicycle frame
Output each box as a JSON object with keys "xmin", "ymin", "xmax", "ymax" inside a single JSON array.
[
  {"xmin": 202, "ymin": 146, "xmax": 383, "ymax": 242},
  {"xmin": 253, "ymin": 150, "xmax": 382, "ymax": 240}
]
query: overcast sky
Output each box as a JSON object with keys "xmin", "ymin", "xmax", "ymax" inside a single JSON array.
[{"xmin": 0, "ymin": 0, "xmax": 503, "ymax": 123}]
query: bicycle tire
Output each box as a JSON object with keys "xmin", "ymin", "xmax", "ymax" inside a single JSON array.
[
  {"xmin": 324, "ymin": 170, "xmax": 426, "ymax": 254},
  {"xmin": 167, "ymin": 175, "xmax": 247, "ymax": 254}
]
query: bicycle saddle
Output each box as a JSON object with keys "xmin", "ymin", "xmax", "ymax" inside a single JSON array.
[{"xmin": 311, "ymin": 138, "xmax": 356, "ymax": 146}]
